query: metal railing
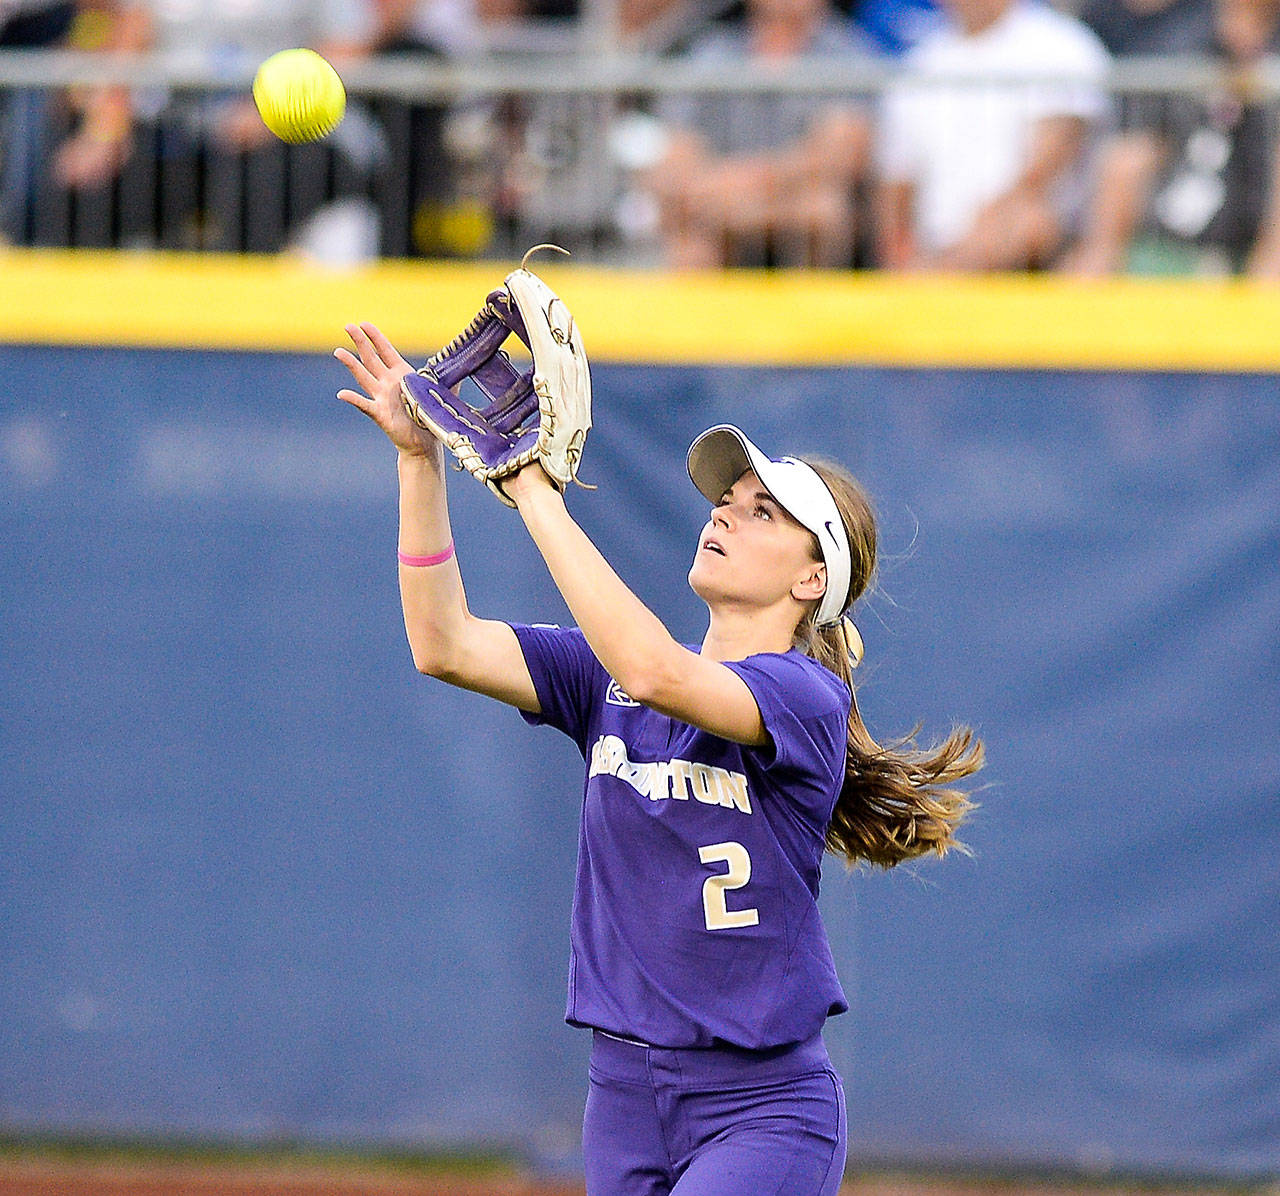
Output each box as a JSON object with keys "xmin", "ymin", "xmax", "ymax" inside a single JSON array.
[{"xmin": 2, "ymin": 46, "xmax": 1276, "ymax": 266}]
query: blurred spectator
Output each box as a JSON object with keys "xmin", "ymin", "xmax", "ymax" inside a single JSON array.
[
  {"xmin": 39, "ymin": 0, "xmax": 394, "ymax": 255},
  {"xmin": 642, "ymin": 0, "xmax": 878, "ymax": 268},
  {"xmin": 400, "ymin": 0, "xmax": 478, "ymax": 53},
  {"xmin": 1064, "ymin": 0, "xmax": 1280, "ymax": 277},
  {"xmin": 852, "ymin": 0, "xmax": 941, "ymax": 55},
  {"xmin": 876, "ymin": 0, "xmax": 1110, "ymax": 271},
  {"xmin": 0, "ymin": 2, "xmax": 77, "ymax": 61},
  {"xmin": 613, "ymin": 0, "xmax": 701, "ymax": 49},
  {"xmin": 1078, "ymin": 0, "xmax": 1212, "ymax": 60},
  {"xmin": 0, "ymin": 0, "xmax": 80, "ymax": 243},
  {"xmin": 476, "ymin": 0, "xmax": 701, "ymax": 261},
  {"xmin": 361, "ymin": 0, "xmax": 467, "ymax": 258},
  {"xmin": 0, "ymin": 0, "xmax": 74, "ymax": 40}
]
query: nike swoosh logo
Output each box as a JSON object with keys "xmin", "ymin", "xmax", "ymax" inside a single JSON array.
[{"xmin": 824, "ymin": 520, "xmax": 838, "ymax": 543}]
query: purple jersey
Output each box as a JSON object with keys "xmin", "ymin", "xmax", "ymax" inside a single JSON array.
[{"xmin": 511, "ymin": 623, "xmax": 852, "ymax": 1050}]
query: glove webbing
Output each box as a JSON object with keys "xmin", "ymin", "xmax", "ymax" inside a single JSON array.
[{"xmin": 419, "ymin": 289, "xmax": 538, "ymax": 437}]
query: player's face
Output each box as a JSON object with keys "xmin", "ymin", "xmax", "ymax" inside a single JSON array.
[{"xmin": 688, "ymin": 470, "xmax": 825, "ymax": 617}]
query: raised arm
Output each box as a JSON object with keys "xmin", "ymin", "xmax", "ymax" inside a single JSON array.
[
  {"xmin": 503, "ymin": 467, "xmax": 769, "ymax": 747},
  {"xmin": 334, "ymin": 323, "xmax": 538, "ymax": 711}
]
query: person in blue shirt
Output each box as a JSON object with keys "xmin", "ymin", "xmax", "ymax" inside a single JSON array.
[{"xmin": 334, "ymin": 320, "xmax": 984, "ymax": 1196}]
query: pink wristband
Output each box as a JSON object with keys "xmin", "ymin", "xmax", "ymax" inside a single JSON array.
[{"xmin": 398, "ymin": 541, "xmax": 455, "ymax": 568}]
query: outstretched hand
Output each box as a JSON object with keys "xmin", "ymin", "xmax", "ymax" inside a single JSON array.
[{"xmin": 334, "ymin": 322, "xmax": 439, "ymax": 459}]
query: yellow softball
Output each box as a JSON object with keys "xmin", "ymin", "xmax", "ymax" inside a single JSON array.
[{"xmin": 252, "ymin": 48, "xmax": 346, "ymax": 144}]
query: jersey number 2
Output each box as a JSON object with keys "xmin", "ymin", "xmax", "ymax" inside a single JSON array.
[{"xmin": 699, "ymin": 842, "xmax": 759, "ymax": 931}]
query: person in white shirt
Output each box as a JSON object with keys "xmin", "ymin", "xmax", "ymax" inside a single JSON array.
[{"xmin": 876, "ymin": 0, "xmax": 1111, "ymax": 271}]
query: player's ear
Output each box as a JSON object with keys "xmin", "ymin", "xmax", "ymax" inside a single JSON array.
[{"xmin": 791, "ymin": 562, "xmax": 826, "ymax": 604}]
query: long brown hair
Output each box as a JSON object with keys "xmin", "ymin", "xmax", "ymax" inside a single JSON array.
[{"xmin": 795, "ymin": 458, "xmax": 983, "ymax": 869}]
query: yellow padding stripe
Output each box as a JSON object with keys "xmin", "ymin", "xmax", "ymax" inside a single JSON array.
[{"xmin": 4, "ymin": 248, "xmax": 1280, "ymax": 371}]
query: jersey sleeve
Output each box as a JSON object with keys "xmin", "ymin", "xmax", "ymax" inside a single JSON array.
[
  {"xmin": 722, "ymin": 652, "xmax": 851, "ymax": 808},
  {"xmin": 1023, "ymin": 18, "xmax": 1112, "ymax": 125},
  {"xmin": 509, "ymin": 623, "xmax": 603, "ymax": 755}
]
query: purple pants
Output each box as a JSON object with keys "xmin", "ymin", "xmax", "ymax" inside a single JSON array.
[{"xmin": 582, "ymin": 1031, "xmax": 847, "ymax": 1196}]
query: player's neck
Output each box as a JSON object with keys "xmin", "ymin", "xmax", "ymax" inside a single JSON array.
[{"xmin": 700, "ymin": 608, "xmax": 798, "ymax": 662}]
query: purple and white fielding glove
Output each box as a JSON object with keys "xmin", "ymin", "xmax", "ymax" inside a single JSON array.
[{"xmin": 400, "ymin": 246, "xmax": 592, "ymax": 507}]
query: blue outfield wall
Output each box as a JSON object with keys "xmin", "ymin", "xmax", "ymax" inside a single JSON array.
[{"xmin": 1, "ymin": 345, "xmax": 1277, "ymax": 1178}]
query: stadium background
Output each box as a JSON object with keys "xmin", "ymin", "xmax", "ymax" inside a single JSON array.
[{"xmin": 1, "ymin": 255, "xmax": 1277, "ymax": 1193}]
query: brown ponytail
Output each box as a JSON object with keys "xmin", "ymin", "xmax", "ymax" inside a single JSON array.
[{"xmin": 796, "ymin": 460, "xmax": 984, "ymax": 869}]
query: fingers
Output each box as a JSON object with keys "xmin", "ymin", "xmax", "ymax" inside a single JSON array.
[
  {"xmin": 333, "ymin": 345, "xmax": 378, "ymax": 397},
  {"xmin": 361, "ymin": 322, "xmax": 410, "ymax": 370},
  {"xmin": 335, "ymin": 324, "xmax": 412, "ymax": 432},
  {"xmin": 342, "ymin": 322, "xmax": 385, "ymax": 377},
  {"xmin": 335, "ymin": 386, "xmax": 376, "ymax": 417},
  {"xmin": 343, "ymin": 321, "xmax": 407, "ymax": 376}
]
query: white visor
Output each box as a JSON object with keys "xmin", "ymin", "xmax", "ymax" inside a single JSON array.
[{"xmin": 686, "ymin": 424, "xmax": 852, "ymax": 627}]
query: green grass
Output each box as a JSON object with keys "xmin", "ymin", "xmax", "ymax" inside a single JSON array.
[{"xmin": 0, "ymin": 1133, "xmax": 520, "ymax": 1178}]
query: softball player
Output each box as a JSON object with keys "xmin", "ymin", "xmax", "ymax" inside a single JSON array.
[{"xmin": 335, "ymin": 321, "xmax": 983, "ymax": 1196}]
